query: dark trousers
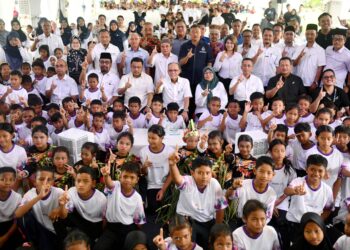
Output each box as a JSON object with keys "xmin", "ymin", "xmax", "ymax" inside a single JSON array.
[
  {"xmin": 146, "ymin": 188, "xmax": 161, "ymax": 215},
  {"xmin": 53, "ymin": 209, "xmax": 103, "ymax": 249},
  {"xmin": 218, "ymin": 76, "xmax": 232, "ymax": 95},
  {"xmin": 17, "ymin": 210, "xmax": 59, "ymax": 250},
  {"xmin": 0, "ymin": 220, "xmax": 23, "ymax": 250},
  {"xmin": 287, "ymin": 220, "xmax": 301, "ymax": 244},
  {"xmin": 94, "ymin": 222, "xmax": 138, "ymax": 250},
  {"xmin": 191, "ymin": 219, "xmax": 215, "ymax": 250},
  {"xmin": 270, "ymin": 209, "xmax": 289, "ymax": 250}
]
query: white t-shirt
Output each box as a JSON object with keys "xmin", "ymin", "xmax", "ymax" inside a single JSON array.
[
  {"xmin": 229, "ymin": 74, "xmax": 264, "ymax": 102},
  {"xmin": 149, "ymin": 53, "xmax": 178, "ymax": 84},
  {"xmin": 291, "ymin": 141, "xmax": 314, "ymax": 170},
  {"xmin": 213, "ymin": 52, "xmax": 242, "ymax": 79},
  {"xmin": 195, "ymin": 82, "xmax": 228, "ymax": 115},
  {"xmin": 333, "ymin": 235, "xmax": 350, "ymax": 250},
  {"xmin": 5, "ymin": 87, "xmax": 28, "ymax": 106},
  {"xmin": 198, "ymin": 110, "xmax": 223, "ymax": 131},
  {"xmin": 139, "ymin": 144, "xmax": 173, "ymax": 189},
  {"xmin": 176, "ymin": 176, "xmax": 228, "ymax": 222},
  {"xmin": 20, "ymin": 187, "xmax": 64, "ymax": 233},
  {"xmin": 0, "ymin": 190, "xmax": 22, "ymax": 222},
  {"xmin": 68, "ymin": 118, "xmax": 87, "ymax": 131},
  {"xmin": 146, "ymin": 114, "xmax": 161, "ymax": 128},
  {"xmin": 223, "ymin": 114, "xmax": 242, "ymax": 144},
  {"xmin": 129, "ymin": 112, "xmax": 147, "ymax": 129},
  {"xmin": 164, "ymin": 237, "xmax": 203, "ymax": 250},
  {"xmin": 81, "ymin": 88, "xmax": 103, "ymax": 103},
  {"xmin": 0, "ymin": 144, "xmax": 27, "ymax": 170},
  {"xmin": 160, "ymin": 77, "xmax": 192, "ymax": 110},
  {"xmin": 230, "ymin": 179, "xmax": 276, "ymax": 223},
  {"xmin": 94, "ymin": 128, "xmax": 110, "ymax": 152},
  {"xmin": 66, "ymin": 187, "xmax": 107, "ymax": 223},
  {"xmin": 245, "ymin": 112, "xmax": 266, "ymax": 132},
  {"xmin": 105, "ymin": 181, "xmax": 146, "ymax": 225},
  {"xmin": 91, "ymin": 43, "xmax": 120, "ymax": 75},
  {"xmin": 232, "ymin": 225, "xmax": 280, "ymax": 250},
  {"xmin": 161, "ymin": 116, "xmax": 186, "ymax": 130},
  {"xmin": 107, "ymin": 124, "xmax": 129, "ymax": 148},
  {"xmin": 286, "ymin": 177, "xmax": 333, "ymax": 223}
]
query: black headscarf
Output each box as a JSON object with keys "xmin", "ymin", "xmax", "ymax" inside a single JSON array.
[
  {"xmin": 77, "ymin": 17, "xmax": 90, "ymax": 42},
  {"xmin": 3, "ymin": 31, "xmax": 23, "ymax": 70},
  {"xmin": 11, "ymin": 18, "xmax": 27, "ymax": 43},
  {"xmin": 60, "ymin": 18, "xmax": 72, "ymax": 46},
  {"xmin": 290, "ymin": 212, "xmax": 332, "ymax": 250}
]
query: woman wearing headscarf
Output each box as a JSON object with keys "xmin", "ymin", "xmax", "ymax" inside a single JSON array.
[
  {"xmin": 75, "ymin": 17, "xmax": 92, "ymax": 49},
  {"xmin": 126, "ymin": 21, "xmax": 140, "ymax": 38},
  {"xmin": 194, "ymin": 66, "xmax": 227, "ymax": 118},
  {"xmin": 11, "ymin": 18, "xmax": 30, "ymax": 48},
  {"xmin": 109, "ymin": 20, "xmax": 127, "ymax": 52},
  {"xmin": 60, "ymin": 18, "xmax": 72, "ymax": 46},
  {"xmin": 289, "ymin": 212, "xmax": 332, "ymax": 250},
  {"xmin": 0, "ymin": 31, "xmax": 31, "ymax": 70},
  {"xmin": 67, "ymin": 36, "xmax": 87, "ymax": 84}
]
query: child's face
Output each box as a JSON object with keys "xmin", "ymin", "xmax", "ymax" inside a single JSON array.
[
  {"xmin": 303, "ymin": 222, "xmax": 324, "ymax": 246},
  {"xmin": 238, "ymin": 141, "xmax": 252, "ymax": 157},
  {"xmin": 22, "ymin": 81, "xmax": 33, "ymax": 91},
  {"xmin": 296, "ymin": 131, "xmax": 311, "ymax": 144},
  {"xmin": 50, "ymin": 57, "xmax": 57, "ymax": 66},
  {"xmin": 270, "ymin": 144, "xmax": 285, "ymax": 163},
  {"xmin": 213, "ymin": 235, "xmax": 232, "ymax": 250},
  {"xmin": 192, "ymin": 165, "xmax": 212, "ymax": 188},
  {"xmin": 81, "ymin": 148, "xmax": 94, "ymax": 165},
  {"xmin": 185, "ymin": 136, "xmax": 199, "ymax": 150},
  {"xmin": 113, "ymin": 102, "xmax": 124, "ymax": 112},
  {"xmin": 253, "ymin": 164, "xmax": 274, "ymax": 185},
  {"xmin": 21, "ymin": 65, "xmax": 31, "ymax": 75},
  {"xmin": 112, "ymin": 118, "xmax": 124, "ymax": 130},
  {"xmin": 0, "ymin": 172, "xmax": 16, "ymax": 192},
  {"xmin": 343, "ymin": 119, "xmax": 350, "ymax": 128},
  {"xmin": 244, "ymin": 209, "xmax": 266, "ymax": 235},
  {"xmin": 76, "ymin": 108, "xmax": 85, "ymax": 121},
  {"xmin": 167, "ymin": 110, "xmax": 178, "ymax": 122},
  {"xmin": 306, "ymin": 164, "xmax": 326, "ymax": 184},
  {"xmin": 132, "ymin": 244, "xmax": 147, "ymax": 250},
  {"xmin": 344, "ymin": 214, "xmax": 350, "ymax": 236},
  {"xmin": 36, "ymin": 171, "xmax": 54, "ymax": 192},
  {"xmin": 120, "ymin": 171, "xmax": 138, "ymax": 190},
  {"xmin": 129, "ymin": 103, "xmax": 140, "ymax": 115},
  {"xmin": 32, "ymin": 66, "xmax": 44, "ymax": 76},
  {"xmin": 90, "ymin": 104, "xmax": 102, "ymax": 114},
  {"xmin": 39, "ymin": 50, "xmax": 48, "ymax": 58},
  {"xmin": 1, "ymin": 65, "xmax": 10, "ymax": 77},
  {"xmin": 271, "ymin": 101, "xmax": 284, "ymax": 114},
  {"xmin": 298, "ymin": 99, "xmax": 310, "ymax": 112},
  {"xmin": 170, "ymin": 227, "xmax": 192, "ymax": 250},
  {"xmin": 23, "ymin": 110, "xmax": 35, "ymax": 125},
  {"xmin": 317, "ymin": 131, "xmax": 333, "ymax": 148},
  {"xmin": 48, "ymin": 108, "xmax": 59, "ymax": 117},
  {"xmin": 47, "ymin": 70, "xmax": 56, "ymax": 78},
  {"xmin": 0, "ymin": 130, "xmax": 13, "ymax": 147},
  {"xmin": 151, "ymin": 101, "xmax": 163, "ymax": 114},
  {"xmin": 316, "ymin": 114, "xmax": 331, "ymax": 126},
  {"xmin": 117, "ymin": 136, "xmax": 132, "ymax": 155},
  {"xmin": 208, "ymin": 137, "xmax": 223, "ymax": 155},
  {"xmin": 209, "ymin": 100, "xmax": 221, "ymax": 114},
  {"xmin": 64, "ymin": 101, "xmax": 76, "ymax": 113},
  {"xmin": 93, "ymin": 116, "xmax": 104, "ymax": 129},
  {"xmin": 75, "ymin": 173, "xmax": 94, "ymax": 196},
  {"xmin": 53, "ymin": 152, "xmax": 69, "ymax": 171},
  {"xmin": 53, "ymin": 119, "xmax": 64, "ymax": 130},
  {"xmin": 227, "ymin": 102, "xmax": 240, "ymax": 116},
  {"xmin": 274, "ymin": 131, "xmax": 286, "ymax": 142},
  {"xmin": 147, "ymin": 132, "xmax": 163, "ymax": 148},
  {"xmin": 55, "ymin": 50, "xmax": 63, "ymax": 59},
  {"xmin": 252, "ymin": 98, "xmax": 264, "ymax": 112},
  {"xmin": 335, "ymin": 132, "xmax": 350, "ymax": 147},
  {"xmin": 10, "ymin": 75, "xmax": 21, "ymax": 88},
  {"xmin": 33, "ymin": 131, "xmax": 48, "ymax": 149},
  {"xmin": 88, "ymin": 78, "xmax": 98, "ymax": 89},
  {"xmin": 286, "ymin": 108, "xmax": 299, "ymax": 123},
  {"xmin": 10, "ymin": 109, "xmax": 22, "ymax": 123}
]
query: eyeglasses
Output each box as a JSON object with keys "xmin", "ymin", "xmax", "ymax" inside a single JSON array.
[{"xmin": 323, "ymin": 75, "xmax": 335, "ymax": 79}]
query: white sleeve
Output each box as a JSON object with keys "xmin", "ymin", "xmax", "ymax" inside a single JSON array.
[
  {"xmin": 70, "ymin": 81, "xmax": 79, "ymax": 96},
  {"xmin": 118, "ymin": 76, "xmax": 127, "ymax": 89},
  {"xmin": 0, "ymin": 47, "xmax": 6, "ymax": 63},
  {"xmin": 218, "ymin": 83, "xmax": 228, "ymax": 110},
  {"xmin": 318, "ymin": 48, "xmax": 326, "ymax": 67},
  {"xmin": 195, "ymin": 85, "xmax": 207, "ymax": 107},
  {"xmin": 19, "ymin": 47, "xmax": 32, "ymax": 63},
  {"xmin": 146, "ymin": 77, "xmax": 154, "ymax": 93},
  {"xmin": 149, "ymin": 53, "xmax": 158, "ymax": 67},
  {"xmin": 213, "ymin": 52, "xmax": 223, "ymax": 72},
  {"xmin": 183, "ymin": 79, "xmax": 192, "ymax": 98},
  {"xmin": 45, "ymin": 77, "xmax": 53, "ymax": 91}
]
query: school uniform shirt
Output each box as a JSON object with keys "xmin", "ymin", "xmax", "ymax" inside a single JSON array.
[
  {"xmin": 107, "ymin": 124, "xmax": 129, "ymax": 148},
  {"xmin": 325, "ymin": 46, "xmax": 350, "ymax": 88},
  {"xmin": 334, "ymin": 235, "xmax": 350, "ymax": 250},
  {"xmin": 230, "ymin": 179, "xmax": 276, "ymax": 223},
  {"xmin": 68, "ymin": 118, "xmax": 87, "ymax": 131},
  {"xmin": 232, "ymin": 225, "xmax": 280, "ymax": 250},
  {"xmin": 81, "ymin": 88, "xmax": 103, "ymax": 103},
  {"xmin": 66, "ymin": 187, "xmax": 107, "ymax": 223},
  {"xmin": 161, "ymin": 116, "xmax": 186, "ymax": 130},
  {"xmin": 164, "ymin": 237, "xmax": 203, "ymax": 250},
  {"xmin": 195, "ymin": 82, "xmax": 228, "ymax": 115},
  {"xmin": 286, "ymin": 176, "xmax": 334, "ymax": 223},
  {"xmin": 5, "ymin": 87, "xmax": 28, "ymax": 106},
  {"xmin": 45, "ymin": 74, "xmax": 79, "ymax": 105},
  {"xmin": 31, "ymin": 75, "xmax": 48, "ymax": 96},
  {"xmin": 119, "ymin": 72, "xmax": 154, "ymax": 109},
  {"xmin": 213, "ymin": 52, "xmax": 243, "ymax": 79},
  {"xmin": 252, "ymin": 45, "xmax": 281, "ymax": 86},
  {"xmin": 299, "ymin": 113, "xmax": 315, "ymax": 124},
  {"xmin": 198, "ymin": 110, "xmax": 223, "ymax": 131},
  {"xmin": 91, "ymin": 42, "xmax": 120, "ymax": 76},
  {"xmin": 20, "ymin": 186, "xmax": 64, "ymax": 233},
  {"xmin": 105, "ymin": 181, "xmax": 145, "ymax": 225},
  {"xmin": 117, "ymin": 47, "xmax": 149, "ymax": 75},
  {"xmin": 86, "ymin": 70, "xmax": 120, "ymax": 102},
  {"xmin": 146, "ymin": 114, "xmax": 161, "ymax": 128},
  {"xmin": 245, "ymin": 112, "xmax": 266, "ymax": 132},
  {"xmin": 50, "ymin": 128, "xmax": 66, "ymax": 146},
  {"xmin": 261, "ymin": 111, "xmax": 285, "ymax": 129},
  {"xmin": 292, "ymin": 43, "xmax": 326, "ymax": 87},
  {"xmin": 0, "ymin": 190, "xmax": 22, "ymax": 222},
  {"xmin": 291, "ymin": 141, "xmax": 315, "ymax": 170},
  {"xmin": 229, "ymin": 74, "xmax": 264, "ymax": 102},
  {"xmin": 270, "ymin": 166, "xmax": 297, "ymax": 211},
  {"xmin": 149, "ymin": 52, "xmax": 178, "ymax": 84},
  {"xmin": 94, "ymin": 128, "xmax": 110, "ymax": 152},
  {"xmin": 128, "ymin": 112, "xmax": 147, "ymax": 129},
  {"xmin": 0, "ymin": 144, "xmax": 27, "ymax": 170},
  {"xmin": 161, "ymin": 77, "xmax": 192, "ymax": 110},
  {"xmin": 139, "ymin": 144, "xmax": 173, "ymax": 190},
  {"xmin": 223, "ymin": 114, "xmax": 242, "ymax": 144},
  {"xmin": 304, "ymin": 146, "xmax": 343, "ymax": 188},
  {"xmin": 176, "ymin": 175, "xmax": 228, "ymax": 222},
  {"xmin": 17, "ymin": 125, "xmax": 31, "ymax": 141}
]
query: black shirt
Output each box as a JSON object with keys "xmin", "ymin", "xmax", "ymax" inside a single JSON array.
[
  {"xmin": 264, "ymin": 8, "xmax": 277, "ymax": 21},
  {"xmin": 222, "ymin": 12, "xmax": 236, "ymax": 26},
  {"xmin": 316, "ymin": 29, "xmax": 333, "ymax": 49},
  {"xmin": 266, "ymin": 73, "xmax": 305, "ymax": 106},
  {"xmin": 179, "ymin": 40, "xmax": 213, "ymax": 90},
  {"xmin": 110, "ymin": 29, "xmax": 127, "ymax": 52},
  {"xmin": 311, "ymin": 86, "xmax": 350, "ymax": 110}
]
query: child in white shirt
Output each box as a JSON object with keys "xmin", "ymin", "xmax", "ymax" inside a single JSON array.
[
  {"xmin": 197, "ymin": 96, "xmax": 223, "ymax": 131},
  {"xmin": 107, "ymin": 110, "xmax": 133, "ymax": 148},
  {"xmin": 160, "ymin": 102, "xmax": 186, "ymax": 130},
  {"xmin": 333, "ymin": 213, "xmax": 350, "ymax": 250},
  {"xmin": 145, "ymin": 95, "xmax": 164, "ymax": 128},
  {"xmin": 3, "ymin": 70, "xmax": 28, "ymax": 107},
  {"xmin": 239, "ymin": 92, "xmax": 266, "ymax": 132},
  {"xmin": 79, "ymin": 73, "xmax": 107, "ymax": 105},
  {"xmin": 220, "ymin": 99, "xmax": 242, "ymax": 144},
  {"xmin": 90, "ymin": 112, "xmax": 110, "ymax": 159},
  {"xmin": 298, "ymin": 95, "xmax": 314, "ymax": 124},
  {"xmin": 128, "ymin": 96, "xmax": 146, "ymax": 128}
]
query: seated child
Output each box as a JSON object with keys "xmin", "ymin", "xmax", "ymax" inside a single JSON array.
[
  {"xmin": 106, "ymin": 99, "xmax": 126, "ymax": 124},
  {"xmin": 31, "ymin": 59, "xmax": 48, "ymax": 100},
  {"xmin": 239, "ymin": 92, "xmax": 266, "ymax": 132},
  {"xmin": 220, "ymin": 99, "xmax": 242, "ymax": 144},
  {"xmin": 79, "ymin": 73, "xmax": 107, "ymax": 105},
  {"xmin": 145, "ymin": 95, "xmax": 164, "ymax": 128},
  {"xmin": 22, "ymin": 75, "xmax": 42, "ymax": 101},
  {"xmin": 3, "ymin": 70, "xmax": 28, "ymax": 106},
  {"xmin": 90, "ymin": 112, "xmax": 110, "ymax": 158},
  {"xmin": 108, "ymin": 110, "xmax": 133, "ymax": 149},
  {"xmin": 52, "ymin": 146, "xmax": 75, "ymax": 189},
  {"xmin": 50, "ymin": 111, "xmax": 68, "ymax": 145},
  {"xmin": 261, "ymin": 97, "xmax": 285, "ymax": 129},
  {"xmin": 68, "ymin": 106, "xmax": 90, "ymax": 131},
  {"xmin": 160, "ymin": 102, "xmax": 186, "ymax": 130},
  {"xmin": 128, "ymin": 96, "xmax": 146, "ymax": 128},
  {"xmin": 198, "ymin": 97, "xmax": 223, "ymax": 130},
  {"xmin": 298, "ymin": 94, "xmax": 314, "ymax": 124},
  {"xmin": 21, "ymin": 62, "xmax": 31, "ymax": 76},
  {"xmin": 62, "ymin": 97, "xmax": 78, "ymax": 121},
  {"xmin": 231, "ymin": 134, "xmax": 256, "ymax": 179}
]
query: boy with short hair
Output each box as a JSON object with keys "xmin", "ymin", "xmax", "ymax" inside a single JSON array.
[
  {"xmin": 310, "ymin": 107, "xmax": 332, "ymax": 142},
  {"xmin": 3, "ymin": 70, "xmax": 28, "ymax": 107},
  {"xmin": 50, "ymin": 111, "xmax": 68, "ymax": 145},
  {"xmin": 160, "ymin": 102, "xmax": 186, "ymax": 130},
  {"xmin": 169, "ymin": 154, "xmax": 227, "ymax": 249},
  {"xmin": 220, "ymin": 99, "xmax": 242, "ymax": 145},
  {"xmin": 145, "ymin": 95, "xmax": 164, "ymax": 128},
  {"xmin": 108, "ymin": 110, "xmax": 133, "ymax": 148},
  {"xmin": 298, "ymin": 95, "xmax": 314, "ymax": 123},
  {"xmin": 62, "ymin": 97, "xmax": 78, "ymax": 121},
  {"xmin": 197, "ymin": 96, "xmax": 223, "ymax": 130},
  {"xmin": 31, "ymin": 60, "xmax": 48, "ymax": 102},
  {"xmin": 128, "ymin": 96, "xmax": 146, "ymax": 128},
  {"xmin": 22, "ymin": 76, "xmax": 42, "ymax": 101},
  {"xmin": 239, "ymin": 92, "xmax": 266, "ymax": 132},
  {"xmin": 28, "ymin": 94, "xmax": 48, "ymax": 119},
  {"xmin": 91, "ymin": 112, "xmax": 110, "ymax": 156}
]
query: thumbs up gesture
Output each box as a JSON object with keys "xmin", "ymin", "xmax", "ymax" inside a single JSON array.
[{"xmin": 143, "ymin": 155, "xmax": 153, "ymax": 168}]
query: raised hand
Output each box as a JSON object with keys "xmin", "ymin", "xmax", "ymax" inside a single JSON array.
[
  {"xmin": 143, "ymin": 155, "xmax": 153, "ymax": 168},
  {"xmin": 168, "ymin": 145, "xmax": 180, "ymax": 166},
  {"xmin": 220, "ymin": 51, "xmax": 227, "ymax": 62},
  {"xmin": 108, "ymin": 148, "xmax": 117, "ymax": 163},
  {"xmin": 232, "ymin": 175, "xmax": 244, "ymax": 189},
  {"xmin": 187, "ymin": 48, "xmax": 193, "ymax": 59},
  {"xmin": 58, "ymin": 185, "xmax": 69, "ymax": 206},
  {"xmin": 276, "ymin": 76, "xmax": 284, "ymax": 90},
  {"xmin": 125, "ymin": 77, "xmax": 132, "ymax": 89},
  {"xmin": 50, "ymin": 81, "xmax": 57, "ymax": 91},
  {"xmin": 38, "ymin": 177, "xmax": 51, "ymax": 199},
  {"xmin": 244, "ymin": 102, "xmax": 252, "ymax": 113},
  {"xmin": 153, "ymin": 228, "xmax": 166, "ymax": 249},
  {"xmin": 152, "ymin": 46, "xmax": 158, "ymax": 55},
  {"xmin": 225, "ymin": 143, "xmax": 233, "ymax": 153},
  {"xmin": 100, "ymin": 160, "xmax": 111, "ymax": 176},
  {"xmin": 294, "ymin": 182, "xmax": 306, "ymax": 195}
]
